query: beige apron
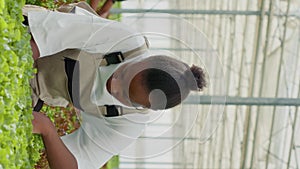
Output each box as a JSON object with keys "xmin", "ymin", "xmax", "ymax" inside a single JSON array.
[
  {"xmin": 30, "ymin": 43, "xmax": 149, "ymax": 115},
  {"xmin": 26, "ymin": 3, "xmax": 150, "ymax": 116}
]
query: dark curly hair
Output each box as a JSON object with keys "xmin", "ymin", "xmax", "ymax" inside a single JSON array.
[{"xmin": 129, "ymin": 56, "xmax": 206, "ymax": 110}]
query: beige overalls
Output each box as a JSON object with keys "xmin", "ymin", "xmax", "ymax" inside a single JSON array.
[{"xmin": 25, "ymin": 2, "xmax": 149, "ymax": 117}]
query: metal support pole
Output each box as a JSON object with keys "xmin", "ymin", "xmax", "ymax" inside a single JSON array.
[
  {"xmin": 286, "ymin": 17, "xmax": 300, "ymax": 169},
  {"xmin": 213, "ymin": 0, "xmax": 229, "ymax": 167},
  {"xmin": 240, "ymin": 0, "xmax": 266, "ymax": 167},
  {"xmin": 184, "ymin": 95, "xmax": 300, "ymax": 106},
  {"xmin": 265, "ymin": 0, "xmax": 292, "ymax": 168},
  {"xmin": 229, "ymin": 0, "xmax": 252, "ymax": 167},
  {"xmin": 219, "ymin": 0, "xmax": 238, "ymax": 167},
  {"xmin": 111, "ymin": 9, "xmax": 262, "ymax": 15},
  {"xmin": 250, "ymin": 0, "xmax": 275, "ymax": 168},
  {"xmin": 111, "ymin": 8, "xmax": 299, "ymax": 18},
  {"xmin": 286, "ymin": 92, "xmax": 300, "ymax": 169},
  {"xmin": 120, "ymin": 161, "xmax": 192, "ymax": 165}
]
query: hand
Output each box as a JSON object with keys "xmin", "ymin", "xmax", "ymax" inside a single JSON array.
[
  {"xmin": 32, "ymin": 112, "xmax": 78, "ymax": 169},
  {"xmin": 32, "ymin": 111, "xmax": 55, "ymax": 137}
]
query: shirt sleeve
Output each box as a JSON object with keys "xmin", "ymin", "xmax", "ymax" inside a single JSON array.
[
  {"xmin": 61, "ymin": 111, "xmax": 149, "ymax": 169},
  {"xmin": 28, "ymin": 8, "xmax": 145, "ymax": 57}
]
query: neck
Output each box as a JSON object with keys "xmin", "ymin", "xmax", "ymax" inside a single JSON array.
[
  {"xmin": 106, "ymin": 75, "xmax": 113, "ymax": 94},
  {"xmin": 106, "ymin": 63, "xmax": 128, "ymax": 94}
]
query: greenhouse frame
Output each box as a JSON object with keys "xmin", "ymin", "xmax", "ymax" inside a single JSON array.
[{"xmin": 114, "ymin": 0, "xmax": 300, "ymax": 168}]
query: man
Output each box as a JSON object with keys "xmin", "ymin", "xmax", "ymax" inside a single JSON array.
[{"xmin": 27, "ymin": 2, "xmax": 206, "ymax": 169}]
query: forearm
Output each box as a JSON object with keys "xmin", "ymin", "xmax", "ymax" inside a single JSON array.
[
  {"xmin": 30, "ymin": 37, "xmax": 40, "ymax": 61},
  {"xmin": 97, "ymin": 0, "xmax": 114, "ymax": 17},
  {"xmin": 42, "ymin": 126, "xmax": 78, "ymax": 169},
  {"xmin": 90, "ymin": 0, "xmax": 102, "ymax": 10}
]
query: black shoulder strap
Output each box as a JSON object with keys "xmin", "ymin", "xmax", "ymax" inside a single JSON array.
[{"xmin": 33, "ymin": 99, "xmax": 44, "ymax": 112}]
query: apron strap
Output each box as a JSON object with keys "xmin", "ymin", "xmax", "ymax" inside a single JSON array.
[
  {"xmin": 33, "ymin": 99, "xmax": 44, "ymax": 112},
  {"xmin": 99, "ymin": 39, "xmax": 149, "ymax": 66}
]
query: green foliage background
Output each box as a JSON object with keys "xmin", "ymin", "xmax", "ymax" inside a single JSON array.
[
  {"xmin": 0, "ymin": 0, "xmax": 43, "ymax": 168},
  {"xmin": 0, "ymin": 0, "xmax": 120, "ymax": 168}
]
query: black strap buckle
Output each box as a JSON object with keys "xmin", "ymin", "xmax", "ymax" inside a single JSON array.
[
  {"xmin": 104, "ymin": 105, "xmax": 123, "ymax": 117},
  {"xmin": 103, "ymin": 52, "xmax": 124, "ymax": 65}
]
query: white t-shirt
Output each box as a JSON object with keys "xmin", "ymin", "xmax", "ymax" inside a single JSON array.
[
  {"xmin": 28, "ymin": 7, "xmax": 150, "ymax": 169},
  {"xmin": 28, "ymin": 6, "xmax": 145, "ymax": 57}
]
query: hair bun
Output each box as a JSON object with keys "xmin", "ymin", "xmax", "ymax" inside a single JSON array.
[{"xmin": 188, "ymin": 65, "xmax": 207, "ymax": 91}]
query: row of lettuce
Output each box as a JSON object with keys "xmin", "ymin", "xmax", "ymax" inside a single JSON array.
[
  {"xmin": 0, "ymin": 0, "xmax": 120, "ymax": 168},
  {"xmin": 0, "ymin": 0, "xmax": 43, "ymax": 168}
]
